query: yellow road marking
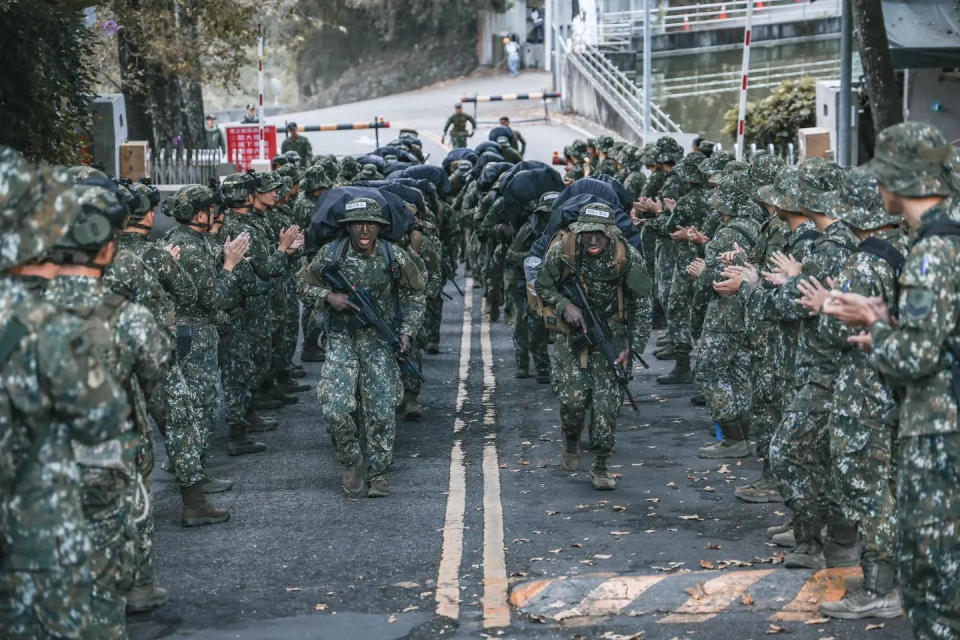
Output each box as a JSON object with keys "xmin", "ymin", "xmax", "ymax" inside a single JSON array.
[
  {"xmin": 581, "ymin": 575, "xmax": 669, "ymax": 616},
  {"xmin": 434, "ymin": 279, "xmax": 474, "ymax": 619},
  {"xmin": 659, "ymin": 570, "xmax": 775, "ymax": 624},
  {"xmin": 769, "ymin": 566, "xmax": 860, "ymax": 622}
]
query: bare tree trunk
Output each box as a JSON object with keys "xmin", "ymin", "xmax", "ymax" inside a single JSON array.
[{"xmin": 850, "ymin": 0, "xmax": 902, "ymax": 133}]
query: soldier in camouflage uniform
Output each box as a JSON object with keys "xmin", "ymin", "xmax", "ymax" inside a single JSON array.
[
  {"xmin": 0, "ymin": 150, "xmax": 131, "ymax": 640},
  {"xmin": 42, "ymin": 180, "xmax": 171, "ymax": 638},
  {"xmin": 164, "ymin": 185, "xmax": 253, "ymax": 523},
  {"xmin": 336, "ymin": 156, "xmax": 360, "ymax": 186},
  {"xmin": 297, "ymin": 198, "xmax": 425, "ymax": 498},
  {"xmin": 826, "ymin": 122, "xmax": 960, "ymax": 638},
  {"xmin": 656, "ymin": 159, "xmax": 711, "ymax": 384},
  {"xmin": 593, "ymin": 136, "xmax": 619, "ymax": 176},
  {"xmin": 274, "ymin": 168, "xmax": 311, "ymax": 391},
  {"xmin": 790, "ymin": 171, "xmax": 907, "ymax": 619},
  {"xmin": 621, "ymin": 146, "xmax": 647, "ymax": 201},
  {"xmin": 720, "ymin": 166, "xmax": 818, "ymax": 503},
  {"xmin": 280, "ymin": 122, "xmax": 313, "ymax": 164},
  {"xmin": 535, "ymin": 202, "xmax": 653, "ymax": 490},
  {"xmin": 506, "ymin": 192, "xmax": 557, "ymax": 382},
  {"xmin": 293, "ymin": 166, "xmax": 334, "ymax": 361},
  {"xmin": 442, "ymin": 104, "xmax": 475, "ymax": 149},
  {"xmin": 686, "ymin": 172, "xmax": 761, "ymax": 458}
]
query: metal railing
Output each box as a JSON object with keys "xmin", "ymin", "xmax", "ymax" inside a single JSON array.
[
  {"xmin": 656, "ymin": 56, "xmax": 862, "ymax": 99},
  {"xmin": 562, "ymin": 37, "xmax": 682, "ymax": 137},
  {"xmin": 150, "ymin": 146, "xmax": 222, "ymax": 185},
  {"xmin": 599, "ymin": 0, "xmax": 841, "ymax": 49}
]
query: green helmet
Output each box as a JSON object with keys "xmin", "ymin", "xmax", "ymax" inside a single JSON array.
[
  {"xmin": 861, "ymin": 121, "xmax": 960, "ymax": 197},
  {"xmin": 0, "ymin": 146, "xmax": 78, "ymax": 269},
  {"xmin": 339, "ymin": 197, "xmax": 389, "ymax": 226},
  {"xmin": 301, "ymin": 165, "xmax": 333, "ymax": 192},
  {"xmin": 221, "ymin": 172, "xmax": 258, "ymax": 206},
  {"xmin": 797, "ymin": 158, "xmax": 845, "ymax": 214},
  {"xmin": 815, "ymin": 169, "xmax": 900, "ymax": 230},
  {"xmin": 48, "ymin": 180, "xmax": 129, "ymax": 263},
  {"xmin": 166, "ymin": 184, "xmax": 218, "ymax": 224},
  {"xmin": 255, "ymin": 171, "xmax": 283, "ymax": 194},
  {"xmin": 271, "ymin": 154, "xmax": 289, "ymax": 169},
  {"xmin": 119, "ymin": 181, "xmax": 158, "ymax": 220},
  {"xmin": 70, "ymin": 166, "xmax": 109, "ymax": 182}
]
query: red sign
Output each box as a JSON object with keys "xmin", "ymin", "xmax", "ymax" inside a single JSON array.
[{"xmin": 226, "ymin": 124, "xmax": 278, "ymax": 171}]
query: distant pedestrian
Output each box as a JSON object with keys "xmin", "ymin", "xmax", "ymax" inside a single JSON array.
[
  {"xmin": 241, "ymin": 103, "xmax": 258, "ymax": 124},
  {"xmin": 281, "ymin": 122, "xmax": 313, "ymax": 165},
  {"xmin": 503, "ymin": 36, "xmax": 520, "ymax": 77},
  {"xmin": 204, "ymin": 114, "xmax": 226, "ymax": 153}
]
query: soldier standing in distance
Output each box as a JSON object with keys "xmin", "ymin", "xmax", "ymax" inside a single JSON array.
[
  {"xmin": 442, "ymin": 103, "xmax": 476, "ymax": 149},
  {"xmin": 281, "ymin": 122, "xmax": 313, "ymax": 165},
  {"xmin": 825, "ymin": 122, "xmax": 960, "ymax": 639}
]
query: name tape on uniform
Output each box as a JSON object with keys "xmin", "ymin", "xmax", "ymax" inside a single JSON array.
[{"xmin": 584, "ymin": 207, "xmax": 611, "ymax": 218}]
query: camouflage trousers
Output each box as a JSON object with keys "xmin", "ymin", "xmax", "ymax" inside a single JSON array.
[
  {"xmin": 301, "ymin": 304, "xmax": 322, "ymax": 353},
  {"xmin": 0, "ymin": 564, "xmax": 92, "ymax": 639},
  {"xmin": 152, "ymin": 363, "xmax": 205, "ymax": 488},
  {"xmin": 450, "ymin": 133, "xmax": 468, "ymax": 148},
  {"xmin": 401, "ymin": 345, "xmax": 424, "ymax": 397},
  {"xmin": 133, "ymin": 472, "xmax": 155, "ymax": 589},
  {"xmin": 749, "ymin": 344, "xmax": 782, "ymax": 460},
  {"xmin": 218, "ymin": 319, "xmax": 252, "ymax": 425},
  {"xmin": 424, "ymin": 295, "xmax": 443, "ymax": 349},
  {"xmin": 665, "ymin": 257, "xmax": 695, "ymax": 356},
  {"xmin": 654, "ymin": 237, "xmax": 677, "ymax": 314},
  {"xmin": 466, "ymin": 230, "xmax": 484, "ymax": 284},
  {"xmin": 693, "ymin": 330, "xmax": 753, "ymax": 424},
  {"xmin": 898, "ymin": 433, "xmax": 960, "ymax": 640},
  {"xmin": 769, "ymin": 401, "xmax": 840, "ymax": 543},
  {"xmin": 246, "ymin": 294, "xmax": 274, "ymax": 389},
  {"xmin": 269, "ymin": 286, "xmax": 287, "ymax": 379},
  {"xmin": 319, "ymin": 329, "xmax": 403, "ymax": 478},
  {"xmin": 639, "ymin": 225, "xmax": 656, "ymax": 284},
  {"xmin": 689, "ymin": 287, "xmax": 711, "ymax": 341},
  {"xmin": 282, "ymin": 276, "xmax": 300, "ymax": 366},
  {"xmin": 78, "ymin": 466, "xmax": 136, "ymax": 639},
  {"xmin": 176, "ymin": 325, "xmax": 220, "ymax": 453},
  {"xmin": 828, "ymin": 415, "xmax": 898, "ymax": 570},
  {"xmin": 551, "ymin": 334, "xmax": 623, "ymax": 456},
  {"xmin": 513, "ymin": 296, "xmax": 549, "ymax": 375}
]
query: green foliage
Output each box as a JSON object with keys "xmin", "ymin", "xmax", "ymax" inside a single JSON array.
[
  {"xmin": 0, "ymin": 1, "xmax": 96, "ymax": 163},
  {"xmin": 722, "ymin": 77, "xmax": 816, "ymax": 154}
]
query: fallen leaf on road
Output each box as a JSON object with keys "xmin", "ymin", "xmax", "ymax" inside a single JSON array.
[
  {"xmin": 521, "ymin": 441, "xmax": 532, "ymax": 446},
  {"xmin": 645, "ymin": 529, "xmax": 656, "ymax": 533},
  {"xmin": 548, "ymin": 548, "xmax": 562, "ymax": 554},
  {"xmin": 410, "ymin": 452, "xmax": 421, "ymax": 458},
  {"xmin": 766, "ymin": 623, "xmax": 788, "ymax": 634},
  {"xmin": 520, "ymin": 460, "xmax": 530, "ymax": 466},
  {"xmin": 393, "ymin": 581, "xmax": 420, "ymax": 589},
  {"xmin": 666, "ymin": 481, "xmax": 678, "ymax": 489},
  {"xmin": 529, "ymin": 557, "xmax": 544, "ymax": 562},
  {"xmin": 645, "ymin": 497, "xmax": 660, "ymax": 503},
  {"xmin": 700, "ymin": 559, "xmax": 716, "ymax": 569},
  {"xmin": 580, "ymin": 559, "xmax": 594, "ymax": 565},
  {"xmin": 707, "ymin": 542, "xmax": 722, "ymax": 550},
  {"xmin": 652, "ymin": 561, "xmax": 686, "ymax": 572},
  {"xmin": 314, "ymin": 603, "xmax": 328, "ymax": 611},
  {"xmin": 512, "ymin": 538, "xmax": 530, "ymax": 544},
  {"xmin": 595, "ymin": 554, "xmax": 613, "ymax": 559},
  {"xmin": 679, "ymin": 514, "xmax": 704, "ymax": 521},
  {"xmin": 610, "ymin": 472, "xmax": 623, "ymax": 479},
  {"xmin": 571, "ymin": 542, "xmax": 583, "ymax": 548},
  {"xmin": 610, "ymin": 530, "xmax": 631, "ymax": 536},
  {"xmin": 684, "ymin": 582, "xmax": 707, "ymax": 599},
  {"xmin": 285, "ymin": 587, "xmax": 302, "ymax": 592},
  {"xmin": 803, "ymin": 617, "xmax": 830, "ymax": 625},
  {"xmin": 546, "ymin": 510, "xmax": 559, "ymax": 516},
  {"xmin": 402, "ymin": 605, "xmax": 419, "ymax": 612},
  {"xmin": 597, "ymin": 500, "xmax": 610, "ymax": 506},
  {"xmin": 703, "ymin": 486, "xmax": 716, "ymax": 492},
  {"xmin": 718, "ymin": 464, "xmax": 732, "ymax": 474},
  {"xmin": 600, "ymin": 633, "xmax": 644, "ymax": 640},
  {"xmin": 741, "ymin": 591, "xmax": 755, "ymax": 606},
  {"xmin": 499, "ymin": 463, "xmax": 508, "ymax": 469},
  {"xmin": 575, "ymin": 504, "xmax": 590, "ymax": 510},
  {"xmin": 865, "ymin": 623, "xmax": 884, "ymax": 631},
  {"xmin": 387, "ymin": 614, "xmax": 397, "ymax": 623},
  {"xmin": 736, "ymin": 459, "xmax": 743, "ymax": 466},
  {"xmin": 612, "ymin": 505, "xmax": 627, "ymax": 512}
]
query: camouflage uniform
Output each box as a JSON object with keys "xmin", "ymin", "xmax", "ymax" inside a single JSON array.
[
  {"xmin": 0, "ymin": 155, "xmax": 130, "ymax": 640},
  {"xmin": 638, "ymin": 147, "xmax": 665, "ymax": 280},
  {"xmin": 293, "ymin": 167, "xmax": 333, "ymax": 359},
  {"xmin": 647, "ymin": 138, "xmax": 685, "ymax": 318},
  {"xmin": 859, "ymin": 123, "xmax": 960, "ymax": 637},
  {"xmin": 693, "ymin": 176, "xmax": 762, "ymax": 452},
  {"xmin": 443, "ymin": 110, "xmax": 476, "ymax": 148},
  {"xmin": 280, "ymin": 133, "xmax": 312, "ymax": 165},
  {"xmin": 297, "ymin": 200, "xmax": 425, "ymax": 486},
  {"xmin": 400, "ymin": 216, "xmax": 443, "ymax": 407},
  {"xmin": 534, "ymin": 204, "xmax": 653, "ymax": 485},
  {"xmin": 593, "ymin": 136, "xmax": 619, "ymax": 176}
]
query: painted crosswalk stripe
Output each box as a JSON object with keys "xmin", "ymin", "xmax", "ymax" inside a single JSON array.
[
  {"xmin": 581, "ymin": 575, "xmax": 668, "ymax": 616},
  {"xmin": 769, "ymin": 567, "xmax": 860, "ymax": 622},
  {"xmin": 435, "ymin": 279, "xmax": 474, "ymax": 619},
  {"xmin": 659, "ymin": 570, "xmax": 776, "ymax": 624}
]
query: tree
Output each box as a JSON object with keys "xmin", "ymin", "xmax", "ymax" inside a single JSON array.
[
  {"xmin": 0, "ymin": 1, "xmax": 97, "ymax": 163},
  {"xmin": 850, "ymin": 0, "xmax": 902, "ymax": 133},
  {"xmin": 96, "ymin": 0, "xmax": 257, "ymax": 149},
  {"xmin": 722, "ymin": 77, "xmax": 817, "ymax": 156}
]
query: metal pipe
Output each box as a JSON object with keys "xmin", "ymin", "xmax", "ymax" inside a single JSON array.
[
  {"xmin": 735, "ymin": 0, "xmax": 754, "ymax": 161},
  {"xmin": 642, "ymin": 0, "xmax": 652, "ymax": 140},
  {"xmin": 545, "ymin": 0, "xmax": 553, "ymax": 72},
  {"xmin": 838, "ymin": 0, "xmax": 852, "ymax": 166},
  {"xmin": 257, "ymin": 23, "xmax": 264, "ymax": 160}
]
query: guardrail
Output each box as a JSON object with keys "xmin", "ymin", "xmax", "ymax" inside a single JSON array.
[
  {"xmin": 150, "ymin": 146, "xmax": 221, "ymax": 186},
  {"xmin": 599, "ymin": 0, "xmax": 841, "ymax": 49}
]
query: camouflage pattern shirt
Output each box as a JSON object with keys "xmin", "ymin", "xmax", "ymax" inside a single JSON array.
[{"xmin": 164, "ymin": 225, "xmax": 241, "ymax": 320}]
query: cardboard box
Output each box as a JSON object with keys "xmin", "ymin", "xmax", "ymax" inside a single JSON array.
[
  {"xmin": 120, "ymin": 141, "xmax": 151, "ymax": 180},
  {"xmin": 797, "ymin": 127, "xmax": 831, "ymax": 160}
]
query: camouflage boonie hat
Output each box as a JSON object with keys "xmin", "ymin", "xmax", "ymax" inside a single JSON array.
[
  {"xmin": 595, "ymin": 135, "xmax": 615, "ymax": 152},
  {"xmin": 221, "ymin": 172, "xmax": 257, "ymax": 205},
  {"xmin": 271, "ymin": 154, "xmax": 289, "ymax": 168},
  {"xmin": 675, "ymin": 160, "xmax": 707, "ymax": 186},
  {"xmin": 340, "ymin": 155, "xmax": 360, "ymax": 170},
  {"xmin": 571, "ymin": 139, "xmax": 588, "ymax": 155},
  {"xmin": 255, "ymin": 171, "xmax": 283, "ymax": 193},
  {"xmin": 685, "ymin": 151, "xmax": 706, "ymax": 166},
  {"xmin": 611, "ymin": 140, "xmax": 626, "ymax": 156},
  {"xmin": 276, "ymin": 163, "xmax": 303, "ymax": 183},
  {"xmin": 698, "ymin": 140, "xmax": 716, "ymax": 157},
  {"xmin": 569, "ymin": 202, "xmax": 619, "ymax": 234},
  {"xmin": 586, "ymin": 138, "xmax": 597, "ymax": 149},
  {"xmin": 301, "ymin": 165, "xmax": 333, "ymax": 192},
  {"xmin": 496, "ymin": 136, "xmax": 511, "ymax": 146},
  {"xmin": 70, "ymin": 166, "xmax": 109, "ymax": 182},
  {"xmin": 283, "ymin": 150, "xmax": 302, "ymax": 167},
  {"xmin": 0, "ymin": 147, "xmax": 78, "ymax": 269},
  {"xmin": 359, "ymin": 164, "xmax": 379, "ymax": 178},
  {"xmin": 756, "ymin": 166, "xmax": 802, "ymax": 213},
  {"xmin": 861, "ymin": 121, "xmax": 958, "ymax": 197},
  {"xmin": 815, "ymin": 169, "xmax": 900, "ymax": 230},
  {"xmin": 702, "ymin": 152, "xmax": 736, "ymax": 180},
  {"xmin": 535, "ymin": 191, "xmax": 560, "ymax": 213},
  {"xmin": 641, "ymin": 142, "xmax": 657, "ymax": 165},
  {"xmin": 655, "ymin": 136, "xmax": 684, "ymax": 164},
  {"xmin": 797, "ymin": 158, "xmax": 845, "ymax": 214},
  {"xmin": 338, "ymin": 197, "xmax": 389, "ymax": 226},
  {"xmin": 455, "ymin": 160, "xmax": 472, "ymax": 173},
  {"xmin": 277, "ymin": 175, "xmax": 294, "ymax": 199},
  {"xmin": 708, "ymin": 172, "xmax": 753, "ymax": 216},
  {"xmin": 749, "ymin": 153, "xmax": 785, "ymax": 197}
]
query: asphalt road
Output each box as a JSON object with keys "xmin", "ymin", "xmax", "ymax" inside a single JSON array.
[{"xmin": 130, "ymin": 73, "xmax": 913, "ymax": 639}]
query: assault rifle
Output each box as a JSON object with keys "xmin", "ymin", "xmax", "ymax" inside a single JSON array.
[
  {"xmin": 559, "ymin": 258, "xmax": 645, "ymax": 414},
  {"xmin": 443, "ymin": 264, "xmax": 466, "ymax": 297},
  {"xmin": 321, "ymin": 263, "xmax": 424, "ymax": 382}
]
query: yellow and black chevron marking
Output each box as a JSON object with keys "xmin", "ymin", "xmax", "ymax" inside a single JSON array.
[{"xmin": 510, "ymin": 567, "xmax": 862, "ymax": 625}]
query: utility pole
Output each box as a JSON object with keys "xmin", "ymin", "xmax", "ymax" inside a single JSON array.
[
  {"xmin": 642, "ymin": 0, "xmax": 651, "ymax": 141},
  {"xmin": 545, "ymin": 0, "xmax": 552, "ymax": 73},
  {"xmin": 838, "ymin": 0, "xmax": 852, "ymax": 166},
  {"xmin": 735, "ymin": 0, "xmax": 755, "ymax": 161},
  {"xmin": 257, "ymin": 22, "xmax": 265, "ymax": 160}
]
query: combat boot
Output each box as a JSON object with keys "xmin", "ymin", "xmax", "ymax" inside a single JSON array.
[
  {"xmin": 514, "ymin": 367, "xmax": 531, "ymax": 379},
  {"xmin": 245, "ymin": 414, "xmax": 278, "ymax": 433},
  {"xmin": 251, "ymin": 394, "xmax": 283, "ymax": 410},
  {"xmin": 653, "ymin": 345, "xmax": 676, "ymax": 360},
  {"xmin": 301, "ymin": 346, "xmax": 325, "ymax": 362},
  {"xmin": 824, "ymin": 520, "xmax": 860, "ymax": 568},
  {"xmin": 367, "ymin": 475, "xmax": 389, "ymax": 498},
  {"xmin": 227, "ymin": 422, "xmax": 266, "ymax": 456},
  {"xmin": 767, "ymin": 522, "xmax": 793, "ymax": 537},
  {"xmin": 276, "ymin": 372, "xmax": 310, "ymax": 393},
  {"xmin": 657, "ymin": 354, "xmax": 692, "ymax": 384},
  {"xmin": 590, "ymin": 456, "xmax": 616, "ymax": 490},
  {"xmin": 180, "ymin": 483, "xmax": 230, "ymax": 527},
  {"xmin": 819, "ymin": 563, "xmax": 903, "ymax": 619},
  {"xmin": 656, "ymin": 334, "xmax": 670, "ymax": 347},
  {"xmin": 126, "ymin": 583, "xmax": 168, "ymax": 613},
  {"xmin": 561, "ymin": 434, "xmax": 580, "ymax": 472},
  {"xmin": 199, "ymin": 475, "xmax": 233, "ymax": 494},
  {"xmin": 734, "ymin": 473, "xmax": 782, "ymax": 503},
  {"xmin": 691, "ymin": 393, "xmax": 706, "ymax": 406},
  {"xmin": 698, "ymin": 439, "xmax": 752, "ymax": 458},
  {"xmin": 401, "ymin": 391, "xmax": 422, "ymax": 420},
  {"xmin": 267, "ymin": 385, "xmax": 298, "ymax": 405},
  {"xmin": 342, "ymin": 463, "xmax": 366, "ymax": 498},
  {"xmin": 784, "ymin": 541, "xmax": 826, "ymax": 569},
  {"xmin": 289, "ymin": 366, "xmax": 307, "ymax": 378},
  {"xmin": 772, "ymin": 529, "xmax": 796, "ymax": 547}
]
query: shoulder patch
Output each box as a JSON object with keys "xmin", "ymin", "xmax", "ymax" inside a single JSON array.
[{"xmin": 904, "ymin": 288, "xmax": 934, "ymax": 322}]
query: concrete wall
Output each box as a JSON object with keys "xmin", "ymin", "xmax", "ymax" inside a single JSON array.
[
  {"xmin": 637, "ymin": 17, "xmax": 840, "ymax": 54},
  {"xmin": 905, "ymin": 68, "xmax": 960, "ymax": 143},
  {"xmin": 563, "ymin": 57, "xmax": 639, "ymax": 142},
  {"xmin": 477, "ymin": 4, "xmax": 529, "ymax": 66}
]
